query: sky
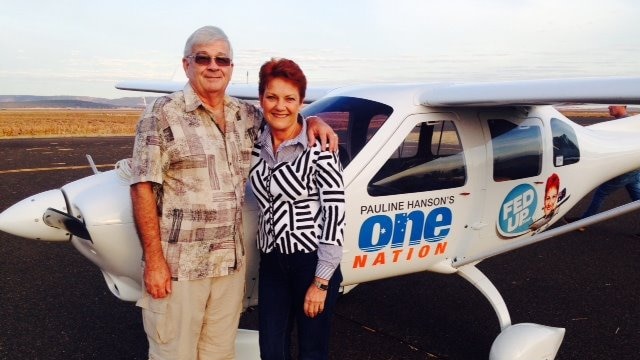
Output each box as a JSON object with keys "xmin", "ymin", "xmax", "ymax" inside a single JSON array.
[{"xmin": 2, "ymin": 0, "xmax": 640, "ymax": 99}]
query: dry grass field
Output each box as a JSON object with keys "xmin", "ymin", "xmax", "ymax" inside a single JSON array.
[
  {"xmin": 559, "ymin": 110, "xmax": 613, "ymax": 119},
  {"xmin": 0, "ymin": 108, "xmax": 615, "ymax": 139},
  {"xmin": 0, "ymin": 109, "xmax": 142, "ymax": 138}
]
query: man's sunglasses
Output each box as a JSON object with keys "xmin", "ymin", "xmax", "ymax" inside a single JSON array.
[{"xmin": 186, "ymin": 54, "xmax": 233, "ymax": 67}]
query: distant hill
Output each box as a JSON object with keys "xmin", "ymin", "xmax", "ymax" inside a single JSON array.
[{"xmin": 0, "ymin": 95, "xmax": 154, "ymax": 109}]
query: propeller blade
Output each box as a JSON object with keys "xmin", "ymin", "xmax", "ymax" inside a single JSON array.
[{"xmin": 43, "ymin": 208, "xmax": 92, "ymax": 241}]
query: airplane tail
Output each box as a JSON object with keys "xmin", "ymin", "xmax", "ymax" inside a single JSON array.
[
  {"xmin": 574, "ymin": 117, "xmax": 640, "ymax": 184},
  {"xmin": 586, "ymin": 113, "xmax": 640, "ymax": 132}
]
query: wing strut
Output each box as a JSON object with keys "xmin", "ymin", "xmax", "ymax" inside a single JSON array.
[{"xmin": 453, "ymin": 199, "xmax": 640, "ymax": 267}]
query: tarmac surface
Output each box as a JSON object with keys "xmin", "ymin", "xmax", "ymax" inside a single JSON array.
[{"xmin": 0, "ymin": 135, "xmax": 639, "ymax": 360}]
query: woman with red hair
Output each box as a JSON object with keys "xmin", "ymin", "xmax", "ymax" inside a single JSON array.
[{"xmin": 250, "ymin": 58, "xmax": 345, "ymax": 360}]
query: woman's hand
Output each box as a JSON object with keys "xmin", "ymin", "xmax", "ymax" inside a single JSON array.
[{"xmin": 304, "ymin": 279, "xmax": 329, "ymax": 318}]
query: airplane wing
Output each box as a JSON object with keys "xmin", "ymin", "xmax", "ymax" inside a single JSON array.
[
  {"xmin": 115, "ymin": 80, "xmax": 184, "ymax": 94},
  {"xmin": 115, "ymin": 80, "xmax": 335, "ymax": 103},
  {"xmin": 420, "ymin": 77, "xmax": 640, "ymax": 106},
  {"xmin": 118, "ymin": 77, "xmax": 640, "ymax": 106}
]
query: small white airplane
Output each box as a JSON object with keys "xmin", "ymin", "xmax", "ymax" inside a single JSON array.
[{"xmin": 2, "ymin": 76, "xmax": 640, "ymax": 360}]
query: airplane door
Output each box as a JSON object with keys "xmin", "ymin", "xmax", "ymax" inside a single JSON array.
[
  {"xmin": 341, "ymin": 113, "xmax": 480, "ymax": 285},
  {"xmin": 463, "ymin": 112, "xmax": 547, "ymax": 259}
]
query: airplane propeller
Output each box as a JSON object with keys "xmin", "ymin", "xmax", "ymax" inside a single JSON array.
[{"xmin": 43, "ymin": 208, "xmax": 92, "ymax": 241}]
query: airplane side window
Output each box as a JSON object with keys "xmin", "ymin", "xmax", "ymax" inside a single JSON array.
[
  {"xmin": 488, "ymin": 119, "xmax": 542, "ymax": 181},
  {"xmin": 551, "ymin": 117, "xmax": 580, "ymax": 166},
  {"xmin": 389, "ymin": 124, "xmax": 420, "ymax": 159},
  {"xmin": 368, "ymin": 120, "xmax": 467, "ymax": 196},
  {"xmin": 433, "ymin": 121, "xmax": 462, "ymax": 156}
]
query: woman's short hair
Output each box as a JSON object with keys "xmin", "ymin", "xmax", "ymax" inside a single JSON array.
[
  {"xmin": 258, "ymin": 58, "xmax": 307, "ymax": 100},
  {"xmin": 545, "ymin": 173, "xmax": 560, "ymax": 194}
]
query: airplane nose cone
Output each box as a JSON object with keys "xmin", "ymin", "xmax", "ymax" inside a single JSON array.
[{"xmin": 0, "ymin": 189, "xmax": 71, "ymax": 241}]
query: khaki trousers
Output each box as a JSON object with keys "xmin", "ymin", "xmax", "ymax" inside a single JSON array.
[{"xmin": 137, "ymin": 265, "xmax": 246, "ymax": 360}]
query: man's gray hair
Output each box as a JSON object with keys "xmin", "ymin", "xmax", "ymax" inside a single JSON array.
[{"xmin": 183, "ymin": 26, "xmax": 233, "ymax": 58}]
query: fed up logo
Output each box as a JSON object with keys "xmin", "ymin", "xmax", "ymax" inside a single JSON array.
[{"xmin": 498, "ymin": 184, "xmax": 537, "ymax": 237}]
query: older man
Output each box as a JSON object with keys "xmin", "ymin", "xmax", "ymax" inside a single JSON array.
[{"xmin": 130, "ymin": 26, "xmax": 337, "ymax": 360}]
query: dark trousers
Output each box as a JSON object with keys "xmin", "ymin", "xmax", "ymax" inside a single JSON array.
[
  {"xmin": 581, "ymin": 170, "xmax": 640, "ymax": 218},
  {"xmin": 258, "ymin": 250, "xmax": 342, "ymax": 360}
]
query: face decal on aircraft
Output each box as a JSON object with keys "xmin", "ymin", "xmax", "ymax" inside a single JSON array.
[{"xmin": 498, "ymin": 174, "xmax": 569, "ymax": 237}]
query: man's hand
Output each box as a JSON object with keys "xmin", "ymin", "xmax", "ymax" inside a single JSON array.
[
  {"xmin": 144, "ymin": 254, "xmax": 172, "ymax": 299},
  {"xmin": 131, "ymin": 182, "xmax": 172, "ymax": 298},
  {"xmin": 306, "ymin": 116, "xmax": 339, "ymax": 152}
]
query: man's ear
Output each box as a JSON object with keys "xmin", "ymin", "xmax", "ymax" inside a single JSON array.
[{"xmin": 182, "ymin": 58, "xmax": 189, "ymax": 73}]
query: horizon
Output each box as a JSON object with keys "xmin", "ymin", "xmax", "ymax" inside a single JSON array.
[{"xmin": 2, "ymin": 94, "xmax": 636, "ymax": 113}]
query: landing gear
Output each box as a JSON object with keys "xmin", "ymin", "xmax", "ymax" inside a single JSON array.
[{"xmin": 458, "ymin": 264, "xmax": 565, "ymax": 360}]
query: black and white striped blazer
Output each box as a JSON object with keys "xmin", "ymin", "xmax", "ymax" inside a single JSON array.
[{"xmin": 249, "ymin": 142, "xmax": 345, "ymax": 254}]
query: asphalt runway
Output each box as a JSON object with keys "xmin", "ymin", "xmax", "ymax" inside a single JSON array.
[{"xmin": 0, "ymin": 136, "xmax": 639, "ymax": 360}]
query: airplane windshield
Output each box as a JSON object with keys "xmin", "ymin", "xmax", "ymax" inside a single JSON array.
[{"xmin": 302, "ymin": 96, "xmax": 394, "ymax": 167}]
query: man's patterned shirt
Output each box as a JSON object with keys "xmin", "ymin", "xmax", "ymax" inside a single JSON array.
[{"xmin": 130, "ymin": 84, "xmax": 261, "ymax": 280}]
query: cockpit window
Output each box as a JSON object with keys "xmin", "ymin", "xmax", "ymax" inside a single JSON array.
[
  {"xmin": 551, "ymin": 117, "xmax": 580, "ymax": 166},
  {"xmin": 302, "ymin": 96, "xmax": 393, "ymax": 167},
  {"xmin": 488, "ymin": 118, "xmax": 542, "ymax": 181},
  {"xmin": 367, "ymin": 120, "xmax": 466, "ymax": 196}
]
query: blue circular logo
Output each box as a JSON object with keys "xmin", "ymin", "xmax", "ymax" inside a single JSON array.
[{"xmin": 498, "ymin": 184, "xmax": 537, "ymax": 236}]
